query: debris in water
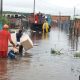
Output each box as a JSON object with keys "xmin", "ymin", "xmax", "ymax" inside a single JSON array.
[
  {"xmin": 74, "ymin": 51, "xmax": 80, "ymax": 57},
  {"xmin": 51, "ymin": 48, "xmax": 63, "ymax": 55}
]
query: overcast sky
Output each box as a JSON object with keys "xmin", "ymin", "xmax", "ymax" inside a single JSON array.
[{"xmin": 3, "ymin": 0, "xmax": 80, "ymax": 16}]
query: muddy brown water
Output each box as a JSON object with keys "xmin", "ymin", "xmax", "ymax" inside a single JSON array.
[{"xmin": 0, "ymin": 26, "xmax": 80, "ymax": 80}]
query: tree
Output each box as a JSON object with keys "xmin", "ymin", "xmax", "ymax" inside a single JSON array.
[{"xmin": 0, "ymin": 16, "xmax": 10, "ymax": 25}]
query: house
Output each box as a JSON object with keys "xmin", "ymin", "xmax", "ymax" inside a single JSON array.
[{"xmin": 51, "ymin": 15, "xmax": 70, "ymax": 27}]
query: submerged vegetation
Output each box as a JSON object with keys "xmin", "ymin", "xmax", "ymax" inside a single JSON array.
[
  {"xmin": 51, "ymin": 48, "xmax": 63, "ymax": 55},
  {"xmin": 74, "ymin": 52, "xmax": 80, "ymax": 58}
]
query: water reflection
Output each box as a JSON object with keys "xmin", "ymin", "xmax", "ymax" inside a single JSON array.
[
  {"xmin": 29, "ymin": 25, "xmax": 80, "ymax": 52},
  {"xmin": 30, "ymin": 32, "xmax": 49, "ymax": 43},
  {"xmin": 57, "ymin": 24, "xmax": 80, "ymax": 51},
  {"xmin": 30, "ymin": 32, "xmax": 41, "ymax": 41},
  {"xmin": 0, "ymin": 59, "xmax": 9, "ymax": 80},
  {"xmin": 42, "ymin": 32, "xmax": 49, "ymax": 40},
  {"xmin": 69, "ymin": 27, "xmax": 79, "ymax": 51}
]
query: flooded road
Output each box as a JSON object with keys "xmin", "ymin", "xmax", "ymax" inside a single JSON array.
[{"xmin": 0, "ymin": 26, "xmax": 80, "ymax": 80}]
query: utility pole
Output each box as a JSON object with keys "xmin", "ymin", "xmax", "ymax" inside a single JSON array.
[
  {"xmin": 33, "ymin": 0, "xmax": 35, "ymax": 14},
  {"xmin": 59, "ymin": 12, "xmax": 61, "ymax": 28},
  {"xmin": 0, "ymin": 0, "xmax": 3, "ymax": 16},
  {"xmin": 58, "ymin": 12, "xmax": 61, "ymax": 41},
  {"xmin": 74, "ymin": 7, "xmax": 76, "ymax": 19},
  {"xmin": 33, "ymin": 0, "xmax": 35, "ymax": 22},
  {"xmin": 73, "ymin": 7, "xmax": 76, "ymax": 34},
  {"xmin": 72, "ymin": 7, "xmax": 76, "ymax": 50}
]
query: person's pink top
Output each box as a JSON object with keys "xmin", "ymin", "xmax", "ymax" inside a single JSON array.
[{"xmin": 0, "ymin": 30, "xmax": 12, "ymax": 52}]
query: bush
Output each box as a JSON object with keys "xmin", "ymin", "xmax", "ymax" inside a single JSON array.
[{"xmin": 0, "ymin": 16, "xmax": 10, "ymax": 25}]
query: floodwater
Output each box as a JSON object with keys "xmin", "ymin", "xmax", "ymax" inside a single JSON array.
[{"xmin": 0, "ymin": 26, "xmax": 80, "ymax": 80}]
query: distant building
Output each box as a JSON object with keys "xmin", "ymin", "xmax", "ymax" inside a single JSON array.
[
  {"xmin": 2, "ymin": 11, "xmax": 28, "ymax": 18},
  {"xmin": 51, "ymin": 15, "xmax": 70, "ymax": 27},
  {"xmin": 74, "ymin": 18, "xmax": 80, "ymax": 29},
  {"xmin": 51, "ymin": 15, "xmax": 70, "ymax": 22},
  {"xmin": 3, "ymin": 13, "xmax": 22, "ymax": 18},
  {"xmin": 70, "ymin": 16, "xmax": 80, "ymax": 30}
]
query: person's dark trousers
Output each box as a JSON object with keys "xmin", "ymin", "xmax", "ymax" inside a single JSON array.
[{"xmin": 19, "ymin": 45, "xmax": 23, "ymax": 55}]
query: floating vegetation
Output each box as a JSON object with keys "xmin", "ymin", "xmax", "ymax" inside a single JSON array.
[
  {"xmin": 51, "ymin": 48, "xmax": 63, "ymax": 55},
  {"xmin": 74, "ymin": 52, "xmax": 80, "ymax": 58}
]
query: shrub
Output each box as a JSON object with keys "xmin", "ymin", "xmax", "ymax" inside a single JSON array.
[{"xmin": 0, "ymin": 16, "xmax": 10, "ymax": 25}]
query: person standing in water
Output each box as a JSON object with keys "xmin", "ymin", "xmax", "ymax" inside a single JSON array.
[
  {"xmin": 16, "ymin": 29, "xmax": 23, "ymax": 55},
  {"xmin": 42, "ymin": 20, "xmax": 49, "ymax": 33},
  {"xmin": 0, "ymin": 24, "xmax": 16, "ymax": 58}
]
